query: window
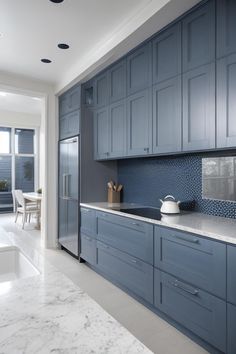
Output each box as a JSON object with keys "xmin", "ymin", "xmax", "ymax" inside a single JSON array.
[{"xmin": 0, "ymin": 127, "xmax": 37, "ymax": 212}]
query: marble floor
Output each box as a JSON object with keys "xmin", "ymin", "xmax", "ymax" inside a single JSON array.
[{"xmin": 0, "ymin": 213, "xmax": 209, "ymax": 354}]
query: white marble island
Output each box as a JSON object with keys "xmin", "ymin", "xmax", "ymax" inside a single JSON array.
[{"xmin": 0, "ymin": 229, "xmax": 152, "ymax": 354}]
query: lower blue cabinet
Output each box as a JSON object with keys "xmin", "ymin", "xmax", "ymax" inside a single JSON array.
[
  {"xmin": 227, "ymin": 303, "xmax": 236, "ymax": 354},
  {"xmin": 97, "ymin": 241, "xmax": 153, "ymax": 304},
  {"xmin": 80, "ymin": 234, "xmax": 97, "ymax": 266},
  {"xmin": 80, "ymin": 207, "xmax": 96, "ymax": 237},
  {"xmin": 227, "ymin": 245, "xmax": 236, "ymax": 305},
  {"xmin": 154, "ymin": 269, "xmax": 226, "ymax": 353}
]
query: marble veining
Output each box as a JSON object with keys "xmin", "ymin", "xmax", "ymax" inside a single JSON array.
[
  {"xmin": 0, "ymin": 228, "xmax": 152, "ymax": 354},
  {"xmin": 81, "ymin": 202, "xmax": 236, "ymax": 245}
]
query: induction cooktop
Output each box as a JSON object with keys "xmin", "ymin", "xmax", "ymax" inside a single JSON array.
[{"xmin": 118, "ymin": 207, "xmax": 162, "ymax": 220}]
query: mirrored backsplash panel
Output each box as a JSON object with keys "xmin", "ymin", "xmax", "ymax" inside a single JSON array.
[{"xmin": 202, "ymin": 157, "xmax": 236, "ymax": 202}]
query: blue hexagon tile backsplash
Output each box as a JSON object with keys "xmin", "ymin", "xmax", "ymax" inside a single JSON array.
[{"xmin": 118, "ymin": 154, "xmax": 236, "ymax": 219}]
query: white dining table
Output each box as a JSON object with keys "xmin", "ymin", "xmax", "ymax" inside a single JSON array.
[{"xmin": 23, "ymin": 192, "xmax": 42, "ymax": 230}]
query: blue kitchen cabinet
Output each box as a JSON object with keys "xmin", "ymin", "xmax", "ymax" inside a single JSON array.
[
  {"xmin": 80, "ymin": 207, "xmax": 96, "ymax": 237},
  {"xmin": 96, "ymin": 211, "xmax": 153, "ymax": 264},
  {"xmin": 227, "ymin": 245, "xmax": 236, "ymax": 305},
  {"xmin": 152, "ymin": 22, "xmax": 181, "ymax": 84},
  {"xmin": 127, "ymin": 88, "xmax": 152, "ymax": 156},
  {"xmin": 80, "ymin": 234, "xmax": 97, "ymax": 265},
  {"xmin": 217, "ymin": 53, "xmax": 236, "ymax": 148},
  {"xmin": 152, "ymin": 76, "xmax": 181, "ymax": 154},
  {"xmin": 183, "ymin": 63, "xmax": 215, "ymax": 151},
  {"xmin": 182, "ymin": 0, "xmax": 215, "ymax": 72},
  {"xmin": 109, "ymin": 100, "xmax": 126, "ymax": 158},
  {"xmin": 59, "ymin": 110, "xmax": 80, "ymax": 140},
  {"xmin": 217, "ymin": 0, "xmax": 236, "ymax": 58},
  {"xmin": 154, "ymin": 226, "xmax": 226, "ymax": 299},
  {"xmin": 97, "ymin": 241, "xmax": 153, "ymax": 304},
  {"xmin": 127, "ymin": 42, "xmax": 151, "ymax": 95},
  {"xmin": 109, "ymin": 59, "xmax": 126, "ymax": 103},
  {"xmin": 94, "ymin": 72, "xmax": 109, "ymax": 108},
  {"xmin": 59, "ymin": 85, "xmax": 81, "ymax": 117},
  {"xmin": 227, "ymin": 303, "xmax": 236, "ymax": 354},
  {"xmin": 154, "ymin": 269, "xmax": 226, "ymax": 353},
  {"xmin": 93, "ymin": 107, "xmax": 109, "ymax": 160}
]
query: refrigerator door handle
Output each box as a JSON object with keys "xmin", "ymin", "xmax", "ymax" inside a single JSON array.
[
  {"xmin": 62, "ymin": 174, "xmax": 67, "ymax": 198},
  {"xmin": 66, "ymin": 174, "xmax": 70, "ymax": 198}
]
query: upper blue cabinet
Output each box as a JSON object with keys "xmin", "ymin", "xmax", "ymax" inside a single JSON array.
[
  {"xmin": 127, "ymin": 42, "xmax": 151, "ymax": 95},
  {"xmin": 217, "ymin": 0, "xmax": 236, "ymax": 58},
  {"xmin": 109, "ymin": 59, "xmax": 126, "ymax": 103},
  {"xmin": 182, "ymin": 0, "xmax": 215, "ymax": 72},
  {"xmin": 59, "ymin": 85, "xmax": 81, "ymax": 117},
  {"xmin": 94, "ymin": 72, "xmax": 109, "ymax": 108},
  {"xmin": 217, "ymin": 53, "xmax": 236, "ymax": 148},
  {"xmin": 152, "ymin": 23, "xmax": 181, "ymax": 84}
]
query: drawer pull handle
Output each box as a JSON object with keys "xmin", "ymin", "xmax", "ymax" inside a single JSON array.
[
  {"xmin": 131, "ymin": 259, "xmax": 137, "ymax": 263},
  {"xmin": 82, "ymin": 208, "xmax": 91, "ymax": 213},
  {"xmin": 85, "ymin": 236, "xmax": 91, "ymax": 241},
  {"xmin": 171, "ymin": 281, "xmax": 199, "ymax": 296},
  {"xmin": 175, "ymin": 235, "xmax": 199, "ymax": 244},
  {"xmin": 132, "ymin": 222, "xmax": 140, "ymax": 226}
]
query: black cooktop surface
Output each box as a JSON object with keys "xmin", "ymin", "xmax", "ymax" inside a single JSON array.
[{"xmin": 119, "ymin": 207, "xmax": 162, "ymax": 220}]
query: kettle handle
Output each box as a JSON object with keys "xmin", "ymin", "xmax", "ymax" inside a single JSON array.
[
  {"xmin": 165, "ymin": 195, "xmax": 175, "ymax": 200},
  {"xmin": 159, "ymin": 199, "xmax": 163, "ymax": 204}
]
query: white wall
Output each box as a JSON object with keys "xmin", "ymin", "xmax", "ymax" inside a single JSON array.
[
  {"xmin": 0, "ymin": 109, "xmax": 41, "ymax": 128},
  {"xmin": 0, "ymin": 71, "xmax": 57, "ymax": 249}
]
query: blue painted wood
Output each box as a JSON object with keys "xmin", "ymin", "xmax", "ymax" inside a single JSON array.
[
  {"xmin": 183, "ymin": 63, "xmax": 215, "ymax": 151},
  {"xmin": 154, "ymin": 226, "xmax": 226, "ymax": 299},
  {"xmin": 153, "ymin": 76, "xmax": 182, "ymax": 154},
  {"xmin": 217, "ymin": 0, "xmax": 236, "ymax": 58},
  {"xmin": 227, "ymin": 303, "xmax": 236, "ymax": 354},
  {"xmin": 217, "ymin": 53, "xmax": 236, "ymax": 148},
  {"xmin": 97, "ymin": 241, "xmax": 153, "ymax": 304},
  {"xmin": 80, "ymin": 207, "xmax": 96, "ymax": 238},
  {"xmin": 80, "ymin": 234, "xmax": 97, "ymax": 265},
  {"xmin": 59, "ymin": 110, "xmax": 80, "ymax": 140},
  {"xmin": 152, "ymin": 22, "xmax": 181, "ymax": 84},
  {"xmin": 109, "ymin": 99, "xmax": 126, "ymax": 158},
  {"xmin": 127, "ymin": 88, "xmax": 152, "ymax": 156},
  {"xmin": 127, "ymin": 42, "xmax": 151, "ymax": 95},
  {"xmin": 227, "ymin": 245, "xmax": 236, "ymax": 306},
  {"xmin": 59, "ymin": 85, "xmax": 81, "ymax": 117},
  {"xmin": 93, "ymin": 107, "xmax": 109, "ymax": 160},
  {"xmin": 154, "ymin": 269, "xmax": 226, "ymax": 353},
  {"xmin": 96, "ymin": 211, "xmax": 153, "ymax": 264},
  {"xmin": 94, "ymin": 72, "xmax": 108, "ymax": 108},
  {"xmin": 182, "ymin": 0, "xmax": 215, "ymax": 72},
  {"xmin": 109, "ymin": 59, "xmax": 126, "ymax": 103}
]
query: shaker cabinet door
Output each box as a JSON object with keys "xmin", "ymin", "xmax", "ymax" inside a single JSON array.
[
  {"xmin": 109, "ymin": 59, "xmax": 126, "ymax": 103},
  {"xmin": 217, "ymin": 0, "xmax": 236, "ymax": 58},
  {"xmin": 182, "ymin": 0, "xmax": 215, "ymax": 72},
  {"xmin": 153, "ymin": 77, "xmax": 181, "ymax": 154},
  {"xmin": 94, "ymin": 107, "xmax": 109, "ymax": 160},
  {"xmin": 217, "ymin": 54, "xmax": 236, "ymax": 148},
  {"xmin": 127, "ymin": 89, "xmax": 152, "ymax": 156},
  {"xmin": 109, "ymin": 100, "xmax": 126, "ymax": 158},
  {"xmin": 94, "ymin": 72, "xmax": 108, "ymax": 108},
  {"xmin": 183, "ymin": 63, "xmax": 215, "ymax": 151},
  {"xmin": 152, "ymin": 22, "xmax": 181, "ymax": 84}
]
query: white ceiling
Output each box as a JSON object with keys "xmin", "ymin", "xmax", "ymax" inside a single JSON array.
[
  {"xmin": 0, "ymin": 92, "xmax": 42, "ymax": 115},
  {"xmin": 0, "ymin": 0, "xmax": 201, "ymax": 92}
]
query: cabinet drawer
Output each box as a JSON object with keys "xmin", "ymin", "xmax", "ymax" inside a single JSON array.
[
  {"xmin": 154, "ymin": 226, "xmax": 226, "ymax": 298},
  {"xmin": 227, "ymin": 303, "xmax": 236, "ymax": 354},
  {"xmin": 80, "ymin": 234, "xmax": 96, "ymax": 265},
  {"xmin": 97, "ymin": 211, "xmax": 153, "ymax": 264},
  {"xmin": 97, "ymin": 241, "xmax": 153, "ymax": 304},
  {"xmin": 154, "ymin": 269, "xmax": 226, "ymax": 353},
  {"xmin": 227, "ymin": 245, "xmax": 236, "ymax": 305},
  {"xmin": 80, "ymin": 207, "xmax": 96, "ymax": 237}
]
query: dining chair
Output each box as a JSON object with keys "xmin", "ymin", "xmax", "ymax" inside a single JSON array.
[{"xmin": 14, "ymin": 190, "xmax": 40, "ymax": 229}]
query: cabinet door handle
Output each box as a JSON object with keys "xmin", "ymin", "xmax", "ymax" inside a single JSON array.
[
  {"xmin": 131, "ymin": 259, "xmax": 137, "ymax": 263},
  {"xmin": 85, "ymin": 236, "xmax": 91, "ymax": 241},
  {"xmin": 175, "ymin": 234, "xmax": 199, "ymax": 244},
  {"xmin": 131, "ymin": 222, "xmax": 140, "ymax": 227},
  {"xmin": 171, "ymin": 281, "xmax": 199, "ymax": 296},
  {"xmin": 143, "ymin": 147, "xmax": 149, "ymax": 152}
]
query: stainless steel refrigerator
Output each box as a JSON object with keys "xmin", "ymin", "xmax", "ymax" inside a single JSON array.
[{"xmin": 58, "ymin": 136, "xmax": 79, "ymax": 257}]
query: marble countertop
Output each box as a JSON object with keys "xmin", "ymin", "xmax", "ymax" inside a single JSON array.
[
  {"xmin": 0, "ymin": 228, "xmax": 152, "ymax": 354},
  {"xmin": 81, "ymin": 202, "xmax": 236, "ymax": 245}
]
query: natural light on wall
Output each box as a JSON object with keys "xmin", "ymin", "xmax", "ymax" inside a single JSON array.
[{"xmin": 0, "ymin": 131, "xmax": 10, "ymax": 153}]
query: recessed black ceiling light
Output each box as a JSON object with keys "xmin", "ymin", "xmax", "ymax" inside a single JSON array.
[
  {"xmin": 58, "ymin": 43, "xmax": 69, "ymax": 49},
  {"xmin": 49, "ymin": 0, "xmax": 64, "ymax": 3},
  {"xmin": 41, "ymin": 58, "xmax": 52, "ymax": 63}
]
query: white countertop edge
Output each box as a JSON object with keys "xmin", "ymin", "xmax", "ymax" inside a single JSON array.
[{"xmin": 80, "ymin": 203, "xmax": 236, "ymax": 245}]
